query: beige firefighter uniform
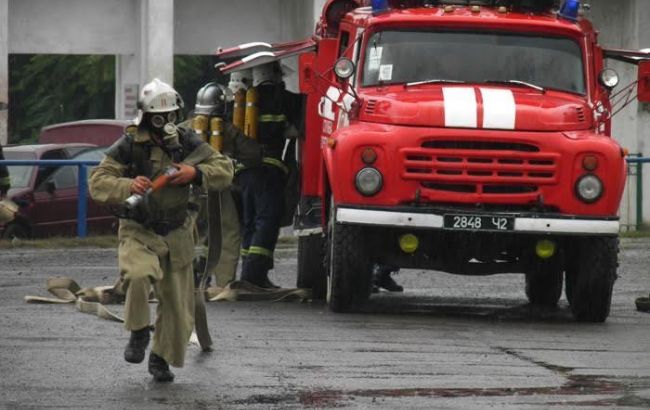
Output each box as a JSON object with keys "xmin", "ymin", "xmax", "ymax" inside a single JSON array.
[
  {"xmin": 89, "ymin": 125, "xmax": 233, "ymax": 368},
  {"xmin": 184, "ymin": 120, "xmax": 262, "ymax": 287}
]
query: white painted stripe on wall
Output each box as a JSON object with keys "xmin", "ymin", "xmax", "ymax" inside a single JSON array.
[
  {"xmin": 481, "ymin": 88, "xmax": 516, "ymax": 129},
  {"xmin": 443, "ymin": 87, "xmax": 477, "ymax": 128}
]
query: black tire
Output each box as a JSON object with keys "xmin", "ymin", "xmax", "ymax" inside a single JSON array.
[
  {"xmin": 296, "ymin": 234, "xmax": 327, "ymax": 300},
  {"xmin": 525, "ymin": 256, "xmax": 563, "ymax": 307},
  {"xmin": 326, "ymin": 200, "xmax": 372, "ymax": 313},
  {"xmin": 570, "ymin": 237, "xmax": 618, "ymax": 322},
  {"xmin": 3, "ymin": 222, "xmax": 29, "ymax": 240}
]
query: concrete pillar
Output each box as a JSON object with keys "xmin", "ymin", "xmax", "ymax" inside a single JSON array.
[
  {"xmin": 0, "ymin": 0, "xmax": 7, "ymax": 145},
  {"xmin": 140, "ymin": 0, "xmax": 174, "ymax": 85}
]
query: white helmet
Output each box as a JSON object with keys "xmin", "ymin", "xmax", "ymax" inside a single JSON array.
[
  {"xmin": 138, "ymin": 78, "xmax": 183, "ymax": 113},
  {"xmin": 228, "ymin": 69, "xmax": 253, "ymax": 94},
  {"xmin": 252, "ymin": 63, "xmax": 282, "ymax": 87}
]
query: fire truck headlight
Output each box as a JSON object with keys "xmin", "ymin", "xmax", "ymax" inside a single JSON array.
[
  {"xmin": 355, "ymin": 167, "xmax": 383, "ymax": 196},
  {"xmin": 599, "ymin": 68, "xmax": 620, "ymax": 89},
  {"xmin": 575, "ymin": 174, "xmax": 603, "ymax": 203}
]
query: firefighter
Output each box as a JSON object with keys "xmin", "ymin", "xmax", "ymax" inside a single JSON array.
[
  {"xmin": 0, "ymin": 144, "xmax": 9, "ymax": 199},
  {"xmin": 88, "ymin": 78, "xmax": 233, "ymax": 382},
  {"xmin": 239, "ymin": 62, "xmax": 300, "ymax": 288},
  {"xmin": 184, "ymin": 81, "xmax": 262, "ymax": 288}
]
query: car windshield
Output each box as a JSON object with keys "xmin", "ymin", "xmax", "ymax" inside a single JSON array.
[
  {"xmin": 3, "ymin": 151, "xmax": 35, "ymax": 189},
  {"xmin": 362, "ymin": 30, "xmax": 586, "ymax": 95}
]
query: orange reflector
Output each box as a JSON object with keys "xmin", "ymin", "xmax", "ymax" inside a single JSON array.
[
  {"xmin": 582, "ymin": 155, "xmax": 599, "ymax": 171},
  {"xmin": 361, "ymin": 148, "xmax": 377, "ymax": 164},
  {"xmin": 327, "ymin": 138, "xmax": 337, "ymax": 148},
  {"xmin": 444, "ymin": 5, "xmax": 454, "ymax": 13},
  {"xmin": 470, "ymin": 5, "xmax": 480, "ymax": 13}
]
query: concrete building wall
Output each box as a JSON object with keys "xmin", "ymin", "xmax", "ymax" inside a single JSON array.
[{"xmin": 9, "ymin": 0, "xmax": 139, "ymax": 55}]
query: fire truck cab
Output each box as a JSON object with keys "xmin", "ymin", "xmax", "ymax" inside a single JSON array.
[{"xmin": 219, "ymin": 0, "xmax": 650, "ymax": 322}]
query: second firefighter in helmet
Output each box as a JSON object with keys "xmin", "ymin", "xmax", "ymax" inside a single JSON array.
[
  {"xmin": 185, "ymin": 80, "xmax": 262, "ymax": 288},
  {"xmin": 238, "ymin": 62, "xmax": 301, "ymax": 288}
]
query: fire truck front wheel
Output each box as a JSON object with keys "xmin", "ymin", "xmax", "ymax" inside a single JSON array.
[
  {"xmin": 326, "ymin": 202, "xmax": 373, "ymax": 312},
  {"xmin": 569, "ymin": 237, "xmax": 618, "ymax": 322}
]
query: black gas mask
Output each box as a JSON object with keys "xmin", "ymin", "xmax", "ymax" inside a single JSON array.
[{"xmin": 143, "ymin": 111, "xmax": 178, "ymax": 134}]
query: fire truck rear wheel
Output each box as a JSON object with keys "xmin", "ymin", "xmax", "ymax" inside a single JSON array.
[
  {"xmin": 525, "ymin": 255, "xmax": 563, "ymax": 307},
  {"xmin": 570, "ymin": 237, "xmax": 618, "ymax": 323},
  {"xmin": 326, "ymin": 201, "xmax": 372, "ymax": 313},
  {"xmin": 296, "ymin": 234, "xmax": 327, "ymax": 300}
]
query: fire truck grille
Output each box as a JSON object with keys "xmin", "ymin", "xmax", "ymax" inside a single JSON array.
[{"xmin": 401, "ymin": 140, "xmax": 559, "ymax": 194}]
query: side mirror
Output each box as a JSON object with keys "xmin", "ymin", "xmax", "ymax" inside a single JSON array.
[
  {"xmin": 334, "ymin": 57, "xmax": 355, "ymax": 80},
  {"xmin": 299, "ymin": 52, "xmax": 316, "ymax": 94},
  {"xmin": 45, "ymin": 181, "xmax": 56, "ymax": 194},
  {"xmin": 638, "ymin": 61, "xmax": 650, "ymax": 103}
]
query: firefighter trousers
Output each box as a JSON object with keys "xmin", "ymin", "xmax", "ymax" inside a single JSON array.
[
  {"xmin": 212, "ymin": 187, "xmax": 242, "ymax": 287},
  {"xmin": 239, "ymin": 165, "xmax": 285, "ymax": 286}
]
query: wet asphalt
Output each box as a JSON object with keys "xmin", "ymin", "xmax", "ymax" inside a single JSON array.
[{"xmin": 0, "ymin": 237, "xmax": 649, "ymax": 409}]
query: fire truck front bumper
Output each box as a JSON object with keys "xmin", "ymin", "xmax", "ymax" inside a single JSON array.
[{"xmin": 336, "ymin": 206, "xmax": 620, "ymax": 236}]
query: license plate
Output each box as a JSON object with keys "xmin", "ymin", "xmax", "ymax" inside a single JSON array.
[{"xmin": 443, "ymin": 214, "xmax": 514, "ymax": 231}]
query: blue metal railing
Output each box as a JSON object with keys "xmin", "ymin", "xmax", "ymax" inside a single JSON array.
[{"xmin": 0, "ymin": 160, "xmax": 100, "ymax": 237}]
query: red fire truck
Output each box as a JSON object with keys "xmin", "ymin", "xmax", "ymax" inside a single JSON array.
[{"xmin": 218, "ymin": 0, "xmax": 650, "ymax": 322}]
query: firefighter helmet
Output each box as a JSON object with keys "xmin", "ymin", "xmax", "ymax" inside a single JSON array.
[
  {"xmin": 135, "ymin": 78, "xmax": 183, "ymax": 126},
  {"xmin": 228, "ymin": 69, "xmax": 253, "ymax": 94},
  {"xmin": 252, "ymin": 62, "xmax": 282, "ymax": 87},
  {"xmin": 194, "ymin": 82, "xmax": 231, "ymax": 116}
]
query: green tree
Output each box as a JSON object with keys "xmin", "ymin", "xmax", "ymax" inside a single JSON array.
[
  {"xmin": 8, "ymin": 54, "xmax": 218, "ymax": 144},
  {"xmin": 9, "ymin": 54, "xmax": 115, "ymax": 143}
]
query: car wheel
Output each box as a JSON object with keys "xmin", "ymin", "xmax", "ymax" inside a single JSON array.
[{"xmin": 3, "ymin": 222, "xmax": 30, "ymax": 240}]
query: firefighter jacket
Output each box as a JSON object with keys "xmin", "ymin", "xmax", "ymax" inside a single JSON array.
[
  {"xmin": 256, "ymin": 83, "xmax": 304, "ymax": 171},
  {"xmin": 89, "ymin": 125, "xmax": 233, "ymax": 237},
  {"xmin": 0, "ymin": 145, "xmax": 9, "ymax": 195}
]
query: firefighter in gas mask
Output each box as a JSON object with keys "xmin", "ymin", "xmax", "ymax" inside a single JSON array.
[
  {"xmin": 238, "ymin": 62, "xmax": 301, "ymax": 288},
  {"xmin": 185, "ymin": 79, "xmax": 262, "ymax": 288},
  {"xmin": 89, "ymin": 78, "xmax": 234, "ymax": 382}
]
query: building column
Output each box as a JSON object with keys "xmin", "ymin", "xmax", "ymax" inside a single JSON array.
[
  {"xmin": 0, "ymin": 0, "xmax": 8, "ymax": 145},
  {"xmin": 140, "ymin": 0, "xmax": 174, "ymax": 86}
]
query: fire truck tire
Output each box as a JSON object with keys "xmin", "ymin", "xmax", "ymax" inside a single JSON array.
[
  {"xmin": 326, "ymin": 200, "xmax": 372, "ymax": 312},
  {"xmin": 570, "ymin": 237, "xmax": 618, "ymax": 323},
  {"xmin": 296, "ymin": 234, "xmax": 327, "ymax": 300},
  {"xmin": 525, "ymin": 258, "xmax": 563, "ymax": 307}
]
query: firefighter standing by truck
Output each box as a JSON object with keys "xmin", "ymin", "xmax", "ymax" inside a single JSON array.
[
  {"xmin": 185, "ymin": 77, "xmax": 262, "ymax": 287},
  {"xmin": 88, "ymin": 78, "xmax": 233, "ymax": 382},
  {"xmin": 239, "ymin": 62, "xmax": 301, "ymax": 288}
]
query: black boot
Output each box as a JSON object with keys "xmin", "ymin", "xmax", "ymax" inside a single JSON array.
[
  {"xmin": 373, "ymin": 265, "xmax": 404, "ymax": 292},
  {"xmin": 124, "ymin": 327, "xmax": 150, "ymax": 364},
  {"xmin": 148, "ymin": 352, "xmax": 175, "ymax": 382}
]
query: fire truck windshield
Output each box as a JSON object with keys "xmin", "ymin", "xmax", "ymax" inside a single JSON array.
[{"xmin": 361, "ymin": 30, "xmax": 586, "ymax": 95}]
